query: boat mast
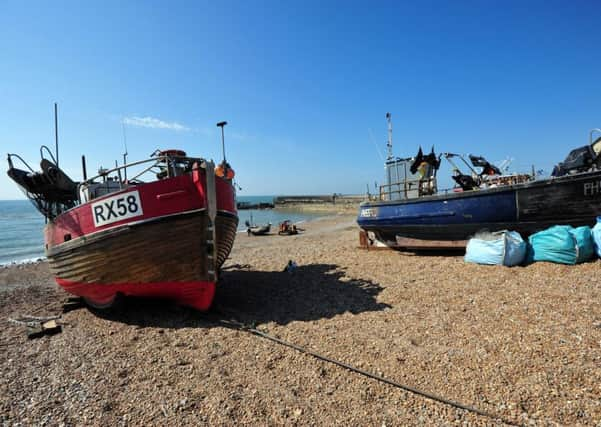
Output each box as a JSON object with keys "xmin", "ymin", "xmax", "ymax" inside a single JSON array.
[
  {"xmin": 54, "ymin": 103, "xmax": 59, "ymax": 167},
  {"xmin": 386, "ymin": 112, "xmax": 393, "ymax": 161}
]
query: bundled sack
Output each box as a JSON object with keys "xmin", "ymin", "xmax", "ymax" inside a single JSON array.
[
  {"xmin": 464, "ymin": 230, "xmax": 527, "ymax": 266},
  {"xmin": 571, "ymin": 226, "xmax": 594, "ymax": 263},
  {"xmin": 591, "ymin": 216, "xmax": 601, "ymax": 257},
  {"xmin": 526, "ymin": 225, "xmax": 594, "ymax": 265}
]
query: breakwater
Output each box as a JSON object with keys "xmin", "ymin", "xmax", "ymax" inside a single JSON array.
[
  {"xmin": 237, "ymin": 201, "xmax": 275, "ymax": 210},
  {"xmin": 274, "ymin": 194, "xmax": 364, "ymax": 212}
]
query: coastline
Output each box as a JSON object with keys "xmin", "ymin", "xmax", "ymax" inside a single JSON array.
[
  {"xmin": 274, "ymin": 201, "xmax": 361, "ymax": 214},
  {"xmin": 0, "ymin": 256, "xmax": 46, "ymax": 268},
  {"xmin": 0, "ymin": 213, "xmax": 599, "ymax": 424}
]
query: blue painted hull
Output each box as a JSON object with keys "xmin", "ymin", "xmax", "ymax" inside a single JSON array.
[{"xmin": 358, "ymin": 171, "xmax": 601, "ymax": 241}]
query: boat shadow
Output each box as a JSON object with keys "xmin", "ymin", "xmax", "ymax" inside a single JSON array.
[
  {"xmin": 395, "ymin": 248, "xmax": 466, "ymax": 257},
  {"xmin": 91, "ymin": 263, "xmax": 390, "ymax": 328},
  {"xmin": 216, "ymin": 263, "xmax": 390, "ymax": 326}
]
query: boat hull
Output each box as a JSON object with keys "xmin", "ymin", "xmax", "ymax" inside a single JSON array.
[
  {"xmin": 248, "ymin": 224, "xmax": 271, "ymax": 235},
  {"xmin": 358, "ymin": 171, "xmax": 601, "ymax": 242},
  {"xmin": 45, "ymin": 171, "xmax": 238, "ymax": 310}
]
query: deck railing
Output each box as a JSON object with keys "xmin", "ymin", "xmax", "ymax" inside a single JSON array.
[
  {"xmin": 82, "ymin": 154, "xmax": 203, "ymax": 187},
  {"xmin": 379, "ymin": 177, "xmax": 437, "ymax": 201}
]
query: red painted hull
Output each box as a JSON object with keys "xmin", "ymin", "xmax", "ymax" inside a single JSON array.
[
  {"xmin": 45, "ymin": 166, "xmax": 238, "ymax": 311},
  {"xmin": 57, "ymin": 278, "xmax": 216, "ymax": 311}
]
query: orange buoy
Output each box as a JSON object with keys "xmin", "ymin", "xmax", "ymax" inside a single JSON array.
[{"xmin": 215, "ymin": 162, "xmax": 235, "ymax": 179}]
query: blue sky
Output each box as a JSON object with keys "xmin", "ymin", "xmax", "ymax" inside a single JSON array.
[{"xmin": 1, "ymin": 0, "xmax": 600, "ymax": 199}]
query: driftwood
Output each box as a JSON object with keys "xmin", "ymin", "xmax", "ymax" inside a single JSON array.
[
  {"xmin": 8, "ymin": 315, "xmax": 62, "ymax": 339},
  {"xmin": 8, "ymin": 315, "xmax": 60, "ymax": 327},
  {"xmin": 27, "ymin": 320, "xmax": 62, "ymax": 339}
]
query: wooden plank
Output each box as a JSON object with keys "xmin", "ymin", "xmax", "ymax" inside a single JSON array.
[
  {"xmin": 395, "ymin": 236, "xmax": 467, "ymax": 249},
  {"xmin": 359, "ymin": 230, "xmax": 466, "ymax": 250},
  {"xmin": 26, "ymin": 320, "xmax": 62, "ymax": 339}
]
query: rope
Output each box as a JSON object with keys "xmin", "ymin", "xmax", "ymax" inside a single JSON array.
[{"xmin": 210, "ymin": 308, "xmax": 521, "ymax": 426}]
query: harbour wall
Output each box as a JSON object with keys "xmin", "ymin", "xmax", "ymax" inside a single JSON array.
[{"xmin": 274, "ymin": 194, "xmax": 364, "ymax": 213}]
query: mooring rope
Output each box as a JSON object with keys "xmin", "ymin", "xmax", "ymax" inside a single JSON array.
[
  {"xmin": 211, "ymin": 308, "xmax": 521, "ymax": 426},
  {"xmin": 26, "ymin": 297, "xmax": 521, "ymax": 425}
]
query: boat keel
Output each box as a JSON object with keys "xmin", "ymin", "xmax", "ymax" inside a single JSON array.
[{"xmin": 56, "ymin": 278, "xmax": 217, "ymax": 311}]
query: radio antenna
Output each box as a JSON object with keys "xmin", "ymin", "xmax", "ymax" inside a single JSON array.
[
  {"xmin": 54, "ymin": 103, "xmax": 59, "ymax": 167},
  {"xmin": 368, "ymin": 128, "xmax": 385, "ymax": 162},
  {"xmin": 122, "ymin": 120, "xmax": 128, "ymax": 182},
  {"xmin": 386, "ymin": 112, "xmax": 393, "ymax": 161}
]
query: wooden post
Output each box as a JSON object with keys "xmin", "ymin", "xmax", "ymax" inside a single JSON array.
[{"xmin": 359, "ymin": 230, "xmax": 368, "ymax": 249}]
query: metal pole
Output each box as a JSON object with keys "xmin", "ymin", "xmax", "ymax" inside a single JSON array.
[
  {"xmin": 221, "ymin": 126, "xmax": 225, "ymax": 161},
  {"xmin": 216, "ymin": 121, "xmax": 228, "ymax": 162},
  {"xmin": 81, "ymin": 155, "xmax": 87, "ymax": 180},
  {"xmin": 54, "ymin": 103, "xmax": 59, "ymax": 167}
]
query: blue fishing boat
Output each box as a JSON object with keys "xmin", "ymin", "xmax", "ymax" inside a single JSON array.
[{"xmin": 357, "ymin": 114, "xmax": 601, "ymax": 245}]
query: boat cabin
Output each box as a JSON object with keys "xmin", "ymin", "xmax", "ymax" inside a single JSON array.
[
  {"xmin": 381, "ymin": 157, "xmax": 437, "ymax": 201},
  {"xmin": 552, "ymin": 132, "xmax": 601, "ymax": 177}
]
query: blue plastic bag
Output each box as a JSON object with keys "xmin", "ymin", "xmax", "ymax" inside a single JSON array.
[
  {"xmin": 570, "ymin": 226, "xmax": 594, "ymax": 263},
  {"xmin": 465, "ymin": 234, "xmax": 504, "ymax": 265},
  {"xmin": 592, "ymin": 217, "xmax": 601, "ymax": 257},
  {"xmin": 465, "ymin": 230, "xmax": 526, "ymax": 266},
  {"xmin": 503, "ymin": 231, "xmax": 528, "ymax": 266},
  {"xmin": 527, "ymin": 225, "xmax": 577, "ymax": 265}
]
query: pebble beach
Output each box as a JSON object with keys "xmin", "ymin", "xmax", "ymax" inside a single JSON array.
[{"xmin": 1, "ymin": 214, "xmax": 600, "ymax": 425}]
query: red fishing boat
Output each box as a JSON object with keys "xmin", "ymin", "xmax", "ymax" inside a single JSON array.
[{"xmin": 6, "ymin": 113, "xmax": 238, "ymax": 311}]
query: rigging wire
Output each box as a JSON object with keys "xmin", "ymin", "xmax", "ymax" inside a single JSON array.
[{"xmin": 368, "ymin": 128, "xmax": 385, "ymax": 163}]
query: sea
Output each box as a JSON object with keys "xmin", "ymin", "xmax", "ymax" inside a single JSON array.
[
  {"xmin": 0, "ymin": 196, "xmax": 325, "ymax": 265},
  {"xmin": 0, "ymin": 200, "xmax": 46, "ymax": 265},
  {"xmin": 235, "ymin": 195, "xmax": 324, "ymax": 231}
]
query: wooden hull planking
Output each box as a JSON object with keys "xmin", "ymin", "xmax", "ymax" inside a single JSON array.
[{"xmin": 47, "ymin": 211, "xmax": 238, "ymax": 310}]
